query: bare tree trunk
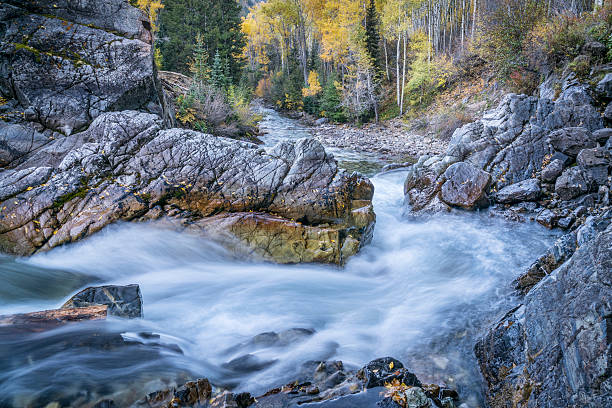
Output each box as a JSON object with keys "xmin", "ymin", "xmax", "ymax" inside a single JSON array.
[
  {"xmin": 396, "ymin": 35, "xmax": 401, "ymax": 107},
  {"xmin": 401, "ymin": 32, "xmax": 407, "ymax": 115},
  {"xmin": 472, "ymin": 0, "xmax": 477, "ymax": 41},
  {"xmin": 383, "ymin": 37, "xmax": 390, "ymax": 82}
]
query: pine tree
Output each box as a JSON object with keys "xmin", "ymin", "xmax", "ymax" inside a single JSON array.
[
  {"xmin": 210, "ymin": 50, "xmax": 227, "ymax": 90},
  {"xmin": 365, "ymin": 0, "xmax": 381, "ymax": 71},
  {"xmin": 189, "ymin": 33, "xmax": 210, "ymax": 83}
]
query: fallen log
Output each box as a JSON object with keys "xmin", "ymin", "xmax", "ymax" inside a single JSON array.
[{"xmin": 0, "ymin": 305, "xmax": 108, "ymax": 328}]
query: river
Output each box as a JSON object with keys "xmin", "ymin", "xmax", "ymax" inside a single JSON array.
[{"xmin": 0, "ymin": 111, "xmax": 558, "ymax": 407}]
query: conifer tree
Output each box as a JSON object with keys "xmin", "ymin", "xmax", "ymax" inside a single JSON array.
[{"xmin": 365, "ymin": 0, "xmax": 381, "ymax": 71}]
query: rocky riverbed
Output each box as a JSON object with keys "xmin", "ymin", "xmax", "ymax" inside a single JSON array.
[{"xmin": 1, "ymin": 1, "xmax": 611, "ymax": 408}]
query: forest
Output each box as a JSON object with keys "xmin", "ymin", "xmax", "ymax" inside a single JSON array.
[{"xmin": 140, "ymin": 0, "xmax": 610, "ymax": 129}]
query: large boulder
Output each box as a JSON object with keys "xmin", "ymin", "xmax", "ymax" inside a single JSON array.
[
  {"xmin": 440, "ymin": 162, "xmax": 491, "ymax": 209},
  {"xmin": 548, "ymin": 127, "xmax": 597, "ymax": 158},
  {"xmin": 0, "ymin": 111, "xmax": 375, "ymax": 264},
  {"xmin": 555, "ymin": 167, "xmax": 592, "ymax": 200},
  {"xmin": 475, "ymin": 218, "xmax": 612, "ymax": 407}
]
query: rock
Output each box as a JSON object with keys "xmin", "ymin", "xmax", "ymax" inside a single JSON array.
[
  {"xmin": 548, "ymin": 127, "xmax": 596, "ymax": 157},
  {"xmin": 222, "ymin": 354, "xmax": 277, "ymax": 374},
  {"xmin": 541, "ymin": 159, "xmax": 564, "ymax": 183},
  {"xmin": 315, "ymin": 117, "xmax": 330, "ymax": 125},
  {"xmin": 440, "ymin": 162, "xmax": 491, "ymax": 209},
  {"xmin": 475, "ymin": 219, "xmax": 612, "ymax": 407},
  {"xmin": 61, "ymin": 284, "xmax": 142, "ymax": 318},
  {"xmin": 378, "ymin": 388, "xmax": 432, "ymax": 408},
  {"xmin": 494, "ymin": 178, "xmax": 540, "ymax": 204},
  {"xmin": 357, "ymin": 357, "xmax": 421, "ymax": 389},
  {"xmin": 582, "ymin": 41, "xmax": 607, "ymax": 58},
  {"xmin": 596, "ymin": 72, "xmax": 612, "ymax": 99},
  {"xmin": 555, "ymin": 167, "xmax": 592, "ymax": 200},
  {"xmin": 576, "ymin": 147, "xmax": 610, "ymax": 185},
  {"xmin": 604, "ymin": 103, "xmax": 612, "ymax": 122},
  {"xmin": 134, "ymin": 378, "xmax": 212, "ymax": 408},
  {"xmin": 577, "ymin": 147, "xmax": 610, "ymax": 167},
  {"xmin": 556, "ymin": 215, "xmax": 574, "ymax": 229},
  {"xmin": 536, "ymin": 209, "xmax": 558, "ymax": 228},
  {"xmin": 0, "ymin": 0, "xmax": 167, "ymax": 139},
  {"xmin": 593, "ymin": 128, "xmax": 612, "ymax": 145}
]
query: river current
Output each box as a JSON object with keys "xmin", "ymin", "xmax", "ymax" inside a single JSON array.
[{"xmin": 0, "ymin": 111, "xmax": 558, "ymax": 407}]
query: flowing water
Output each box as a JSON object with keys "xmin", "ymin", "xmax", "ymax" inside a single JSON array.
[{"xmin": 0, "ymin": 111, "xmax": 559, "ymax": 407}]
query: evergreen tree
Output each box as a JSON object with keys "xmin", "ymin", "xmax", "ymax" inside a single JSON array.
[
  {"xmin": 189, "ymin": 33, "xmax": 210, "ymax": 83},
  {"xmin": 365, "ymin": 0, "xmax": 381, "ymax": 71},
  {"xmin": 157, "ymin": 0, "xmax": 245, "ymax": 82},
  {"xmin": 320, "ymin": 75, "xmax": 345, "ymax": 122},
  {"xmin": 210, "ymin": 50, "xmax": 228, "ymax": 90}
]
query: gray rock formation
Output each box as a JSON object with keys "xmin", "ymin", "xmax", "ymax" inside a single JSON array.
[
  {"xmin": 0, "ymin": 111, "xmax": 375, "ymax": 263},
  {"xmin": 403, "ymin": 76, "xmax": 610, "ymax": 226},
  {"xmin": 475, "ymin": 213, "xmax": 611, "ymax": 407},
  {"xmin": 0, "ymin": 0, "xmax": 374, "ymax": 264}
]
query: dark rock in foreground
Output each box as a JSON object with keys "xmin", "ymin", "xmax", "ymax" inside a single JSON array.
[
  {"xmin": 124, "ymin": 357, "xmax": 458, "ymax": 408},
  {"xmin": 475, "ymin": 215, "xmax": 612, "ymax": 407},
  {"xmin": 62, "ymin": 284, "xmax": 143, "ymax": 318}
]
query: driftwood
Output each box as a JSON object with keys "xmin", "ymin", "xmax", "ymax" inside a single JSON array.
[{"xmin": 0, "ymin": 305, "xmax": 108, "ymax": 328}]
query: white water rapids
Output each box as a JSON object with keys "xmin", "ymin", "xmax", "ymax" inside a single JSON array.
[{"xmin": 0, "ymin": 111, "xmax": 558, "ymax": 407}]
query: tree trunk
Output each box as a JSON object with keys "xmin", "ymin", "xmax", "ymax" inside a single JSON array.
[{"xmin": 401, "ymin": 32, "xmax": 407, "ymax": 115}]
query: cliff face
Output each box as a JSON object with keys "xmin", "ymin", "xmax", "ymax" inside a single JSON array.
[{"xmin": 0, "ymin": 0, "xmax": 375, "ymax": 264}]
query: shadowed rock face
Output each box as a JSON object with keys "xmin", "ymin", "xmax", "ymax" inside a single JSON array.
[
  {"xmin": 475, "ymin": 216, "xmax": 612, "ymax": 408},
  {"xmin": 0, "ymin": 0, "xmax": 375, "ymax": 264}
]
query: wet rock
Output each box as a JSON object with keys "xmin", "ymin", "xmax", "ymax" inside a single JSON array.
[
  {"xmin": 475, "ymin": 218, "xmax": 612, "ymax": 407},
  {"xmin": 548, "ymin": 127, "xmax": 597, "ymax": 157},
  {"xmin": 494, "ymin": 178, "xmax": 540, "ymax": 204},
  {"xmin": 61, "ymin": 284, "xmax": 142, "ymax": 318},
  {"xmin": 315, "ymin": 118, "xmax": 330, "ymax": 125},
  {"xmin": 358, "ymin": 357, "xmax": 421, "ymax": 389},
  {"xmin": 134, "ymin": 378, "xmax": 212, "ymax": 408},
  {"xmin": 440, "ymin": 162, "xmax": 491, "ymax": 209},
  {"xmin": 541, "ymin": 159, "xmax": 564, "ymax": 183},
  {"xmin": 222, "ymin": 354, "xmax": 277, "ymax": 374},
  {"xmin": 536, "ymin": 209, "xmax": 558, "ymax": 228},
  {"xmin": 555, "ymin": 167, "xmax": 592, "ymax": 200}
]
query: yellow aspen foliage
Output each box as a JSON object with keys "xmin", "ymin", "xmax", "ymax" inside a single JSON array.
[
  {"xmin": 302, "ymin": 71, "xmax": 322, "ymax": 97},
  {"xmin": 135, "ymin": 0, "xmax": 164, "ymax": 33}
]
